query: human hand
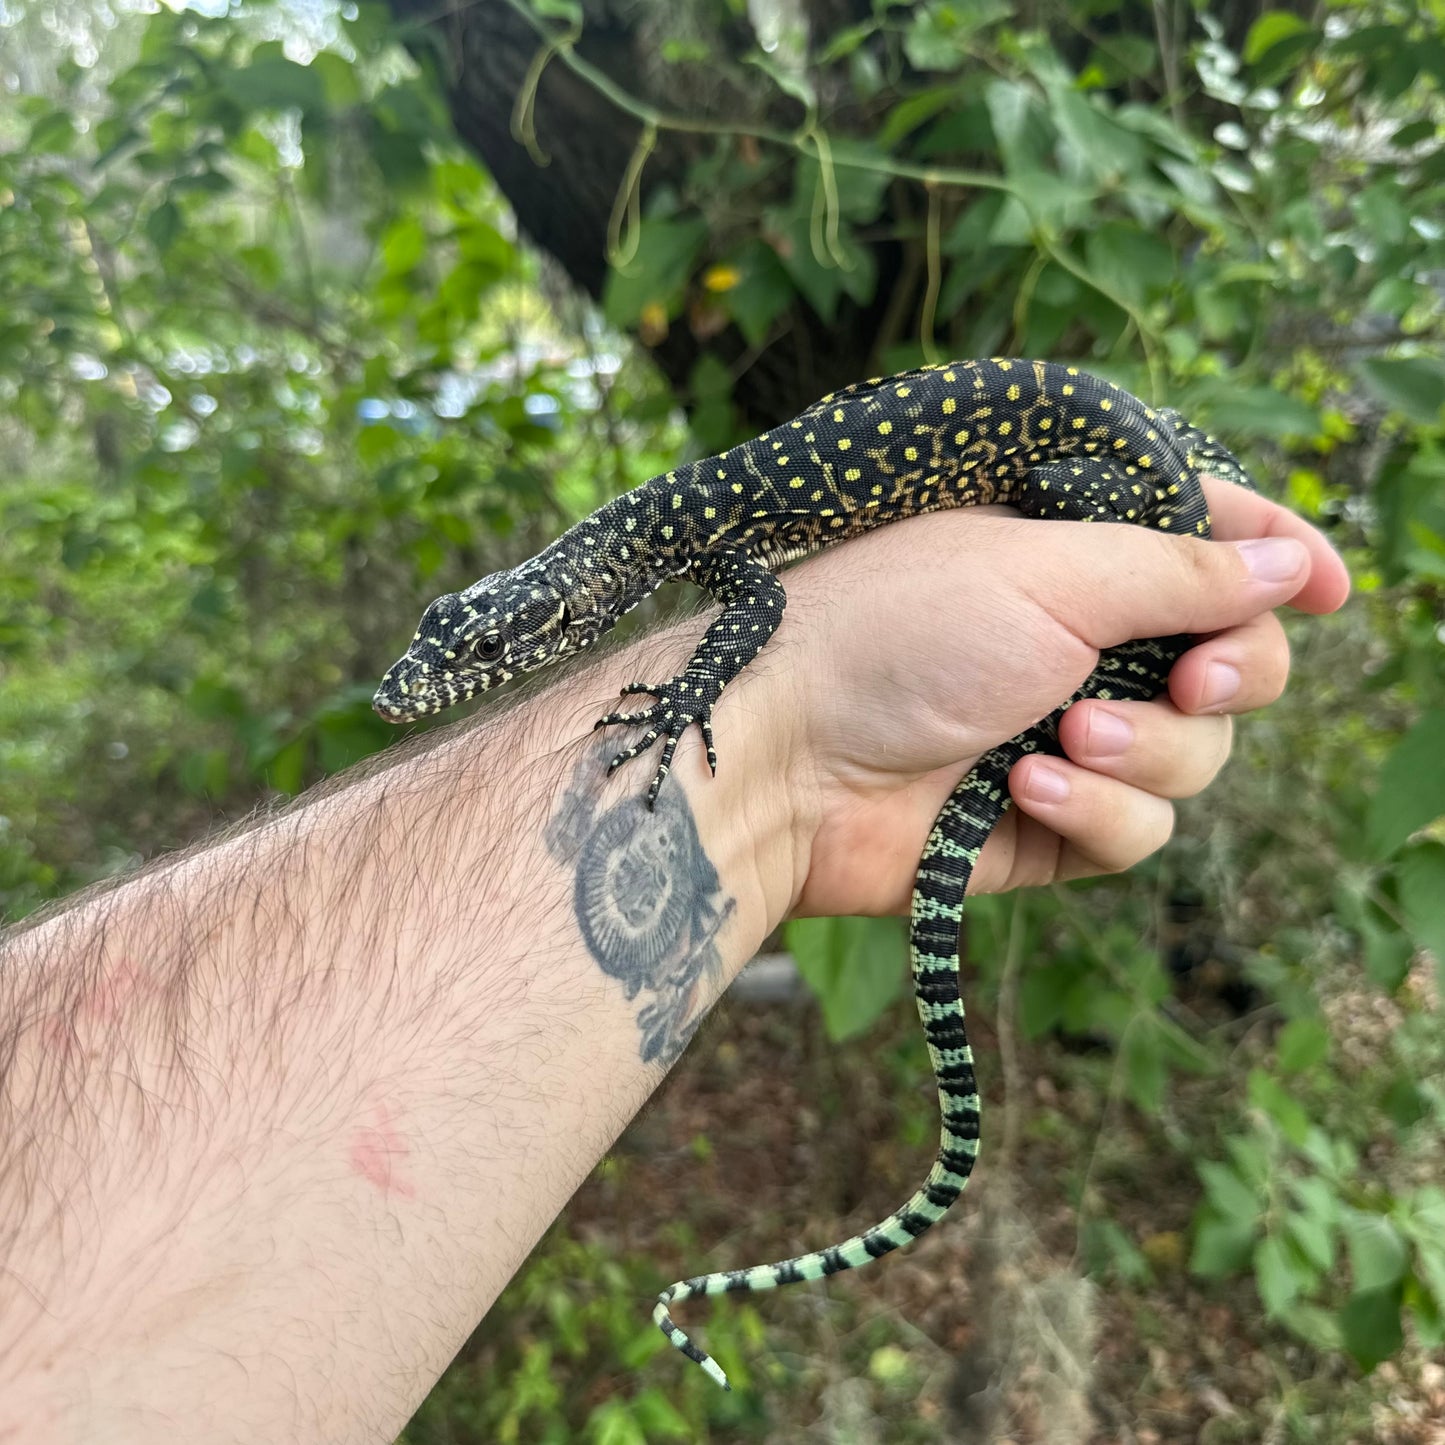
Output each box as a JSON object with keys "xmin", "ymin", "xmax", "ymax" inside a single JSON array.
[{"xmin": 770, "ymin": 478, "xmax": 1350, "ymax": 920}]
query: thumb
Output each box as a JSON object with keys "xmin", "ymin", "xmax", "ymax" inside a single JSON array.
[{"xmin": 1025, "ymin": 528, "xmax": 1311, "ymax": 651}]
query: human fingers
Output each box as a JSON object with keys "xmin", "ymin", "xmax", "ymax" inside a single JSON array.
[
  {"xmin": 1051, "ymin": 605, "xmax": 1290, "ymax": 798},
  {"xmin": 1055, "ymin": 698, "xmax": 1233, "ymax": 800},
  {"xmin": 1017, "ymin": 524, "xmax": 1311, "ymax": 653},
  {"xmin": 994, "ymin": 754, "xmax": 1176, "ymax": 887},
  {"xmin": 1167, "ymin": 608, "xmax": 1292, "ymax": 716},
  {"xmin": 1202, "ymin": 475, "xmax": 1351, "ymax": 615}
]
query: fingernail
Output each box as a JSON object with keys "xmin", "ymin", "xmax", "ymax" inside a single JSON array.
[
  {"xmin": 1236, "ymin": 537, "xmax": 1303, "ymax": 583},
  {"xmin": 1027, "ymin": 762, "xmax": 1071, "ymax": 803},
  {"xmin": 1200, "ymin": 661, "xmax": 1241, "ymax": 710},
  {"xmin": 1086, "ymin": 708, "xmax": 1133, "ymax": 757}
]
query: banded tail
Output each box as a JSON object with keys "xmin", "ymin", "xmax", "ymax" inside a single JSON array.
[{"xmin": 652, "ymin": 753, "xmax": 1020, "ymax": 1389}]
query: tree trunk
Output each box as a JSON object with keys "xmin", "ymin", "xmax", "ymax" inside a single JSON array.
[{"xmin": 387, "ymin": 0, "xmax": 1305, "ymax": 430}]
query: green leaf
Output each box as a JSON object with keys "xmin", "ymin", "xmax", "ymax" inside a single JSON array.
[
  {"xmin": 28, "ymin": 110, "xmax": 78, "ymax": 155},
  {"xmin": 1254, "ymin": 1234, "xmax": 1302, "ymax": 1316},
  {"xmin": 1123, "ymin": 1019, "xmax": 1167, "ymax": 1113},
  {"xmin": 983, "ymin": 78, "xmax": 1053, "ymax": 176},
  {"xmin": 311, "ymin": 52, "xmax": 362, "ymax": 110},
  {"xmin": 1408, "ymin": 1276, "xmax": 1445, "ymax": 1350},
  {"xmin": 1199, "ymin": 1161, "xmax": 1262, "ymax": 1228},
  {"xmin": 628, "ymin": 1389, "xmax": 690, "ymax": 1439},
  {"xmin": 587, "ymin": 1398, "xmax": 647, "ymax": 1445},
  {"xmin": 1357, "ymin": 356, "xmax": 1445, "ymax": 426},
  {"xmin": 1187, "ymin": 381, "xmax": 1320, "ymax": 440},
  {"xmin": 1278, "ymin": 1302, "xmax": 1343, "ymax": 1351},
  {"xmin": 1405, "ymin": 1190, "xmax": 1445, "ymax": 1305},
  {"xmin": 745, "ymin": 48, "xmax": 816, "ymax": 113},
  {"xmin": 381, "ymin": 216, "xmax": 427, "ymax": 276},
  {"xmin": 1244, "ymin": 12, "xmax": 1313, "ymax": 64},
  {"xmin": 1398, "ymin": 843, "xmax": 1445, "ymax": 993},
  {"xmin": 1018, "ymin": 963, "xmax": 1069, "ymax": 1038},
  {"xmin": 145, "ymin": 199, "xmax": 183, "ymax": 253},
  {"xmin": 1367, "ymin": 710, "xmax": 1445, "ymax": 858},
  {"xmin": 1049, "ymin": 88, "xmax": 1146, "ymax": 182},
  {"xmin": 767, "ymin": 211, "xmax": 877, "ymax": 321},
  {"xmin": 1191, "ymin": 1207, "xmax": 1257, "ymax": 1277},
  {"xmin": 1380, "ymin": 1073, "xmax": 1429, "ymax": 1130},
  {"xmin": 787, "ymin": 915, "xmax": 908, "ymax": 1042},
  {"xmin": 1362, "ymin": 915, "xmax": 1413, "ymax": 994},
  {"xmin": 1346, "ymin": 1212, "xmax": 1408, "ymax": 1292},
  {"xmin": 1391, "ymin": 118, "xmax": 1436, "ymax": 149},
  {"xmin": 1000, "ymin": 173, "xmax": 1097, "ymax": 238},
  {"xmin": 178, "ymin": 746, "xmax": 232, "ymax": 799},
  {"xmin": 794, "ymin": 142, "xmax": 894, "ymax": 223},
  {"xmin": 878, "ymin": 86, "xmax": 962, "ymax": 147},
  {"xmin": 904, "ymin": 0, "xmax": 1010, "ymax": 70},
  {"xmin": 1285, "ymin": 1205, "xmax": 1336, "ymax": 1274},
  {"xmin": 1083, "ymin": 224, "xmax": 1175, "ymax": 307},
  {"xmin": 1290, "ymin": 1175, "xmax": 1343, "ymax": 1237},
  {"xmin": 220, "ymin": 45, "xmax": 326, "ymax": 117},
  {"xmin": 267, "ymin": 739, "xmax": 309, "ymax": 797},
  {"xmin": 688, "ymin": 353, "xmax": 738, "ymax": 454},
  {"xmin": 602, "ymin": 218, "xmax": 708, "ymax": 329},
  {"xmin": 1340, "ymin": 1285, "xmax": 1404, "ymax": 1370},
  {"xmin": 723, "ymin": 240, "xmax": 794, "ymax": 347},
  {"xmin": 815, "ymin": 20, "xmax": 877, "ymax": 65},
  {"xmin": 1248, "ymin": 1068, "xmax": 1311, "ymax": 1147},
  {"xmin": 1276, "ymin": 1017, "xmax": 1329, "ymax": 1073},
  {"xmin": 1375, "ymin": 450, "xmax": 1445, "ymax": 583},
  {"xmin": 1354, "ymin": 181, "xmax": 1410, "ymax": 248}
]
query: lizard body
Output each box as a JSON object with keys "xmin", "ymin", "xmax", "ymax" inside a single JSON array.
[{"xmin": 375, "ymin": 358, "xmax": 1254, "ymax": 1390}]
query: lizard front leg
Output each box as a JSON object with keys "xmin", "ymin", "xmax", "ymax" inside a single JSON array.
[{"xmin": 596, "ymin": 549, "xmax": 786, "ymax": 809}]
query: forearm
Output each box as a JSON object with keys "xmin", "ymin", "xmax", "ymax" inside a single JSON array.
[{"xmin": 0, "ymin": 623, "xmax": 793, "ymax": 1444}]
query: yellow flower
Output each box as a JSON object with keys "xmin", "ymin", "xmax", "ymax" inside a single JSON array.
[
  {"xmin": 639, "ymin": 301, "xmax": 669, "ymax": 345},
  {"xmin": 702, "ymin": 264, "xmax": 742, "ymax": 294}
]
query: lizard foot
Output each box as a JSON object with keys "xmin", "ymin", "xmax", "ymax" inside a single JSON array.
[{"xmin": 595, "ymin": 675, "xmax": 720, "ymax": 810}]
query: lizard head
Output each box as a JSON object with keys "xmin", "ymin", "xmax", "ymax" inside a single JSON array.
[{"xmin": 372, "ymin": 564, "xmax": 577, "ymax": 722}]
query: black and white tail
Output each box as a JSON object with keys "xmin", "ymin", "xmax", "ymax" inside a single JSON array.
[{"xmin": 652, "ymin": 750, "xmax": 1024, "ymax": 1389}]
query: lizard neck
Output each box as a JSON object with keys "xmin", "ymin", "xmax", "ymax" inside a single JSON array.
[{"xmin": 538, "ymin": 491, "xmax": 690, "ymax": 648}]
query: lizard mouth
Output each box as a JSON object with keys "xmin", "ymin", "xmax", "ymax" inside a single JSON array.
[
  {"xmin": 372, "ymin": 665, "xmax": 436, "ymax": 722},
  {"xmin": 372, "ymin": 693, "xmax": 413, "ymax": 723}
]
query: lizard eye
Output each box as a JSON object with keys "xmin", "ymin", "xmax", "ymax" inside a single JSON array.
[{"xmin": 472, "ymin": 633, "xmax": 505, "ymax": 663}]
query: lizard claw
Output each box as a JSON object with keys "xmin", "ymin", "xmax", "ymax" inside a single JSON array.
[{"xmin": 594, "ymin": 674, "xmax": 719, "ymax": 808}]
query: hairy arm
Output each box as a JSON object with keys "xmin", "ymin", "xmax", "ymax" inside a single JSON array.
[
  {"xmin": 0, "ymin": 637, "xmax": 789, "ymax": 1445},
  {"xmin": 0, "ymin": 484, "xmax": 1346, "ymax": 1443}
]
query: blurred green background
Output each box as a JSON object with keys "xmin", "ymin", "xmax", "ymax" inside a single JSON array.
[{"xmin": 3, "ymin": 0, "xmax": 1444, "ymax": 1439}]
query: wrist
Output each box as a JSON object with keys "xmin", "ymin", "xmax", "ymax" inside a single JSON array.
[{"xmin": 524, "ymin": 617, "xmax": 806, "ymax": 993}]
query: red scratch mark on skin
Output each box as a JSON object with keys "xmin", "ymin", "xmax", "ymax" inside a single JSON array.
[
  {"xmin": 40, "ymin": 958, "xmax": 158, "ymax": 1057},
  {"xmin": 348, "ymin": 1102, "xmax": 417, "ymax": 1201},
  {"xmin": 78, "ymin": 957, "xmax": 151, "ymax": 1022}
]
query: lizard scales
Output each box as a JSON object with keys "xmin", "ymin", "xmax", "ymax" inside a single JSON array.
[{"xmin": 375, "ymin": 357, "xmax": 1255, "ymax": 1390}]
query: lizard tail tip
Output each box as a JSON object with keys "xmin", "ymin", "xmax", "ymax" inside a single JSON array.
[{"xmin": 654, "ymin": 1298, "xmax": 730, "ymax": 1389}]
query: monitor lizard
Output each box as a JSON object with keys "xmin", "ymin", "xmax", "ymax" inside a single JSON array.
[{"xmin": 374, "ymin": 357, "xmax": 1254, "ymax": 1390}]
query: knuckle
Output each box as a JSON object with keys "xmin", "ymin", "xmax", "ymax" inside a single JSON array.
[{"xmin": 1173, "ymin": 534, "xmax": 1218, "ymax": 588}]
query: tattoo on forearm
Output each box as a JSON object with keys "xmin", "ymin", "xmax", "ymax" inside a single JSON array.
[{"xmin": 544, "ymin": 748, "xmax": 733, "ymax": 1066}]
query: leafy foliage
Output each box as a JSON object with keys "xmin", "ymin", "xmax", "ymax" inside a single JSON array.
[
  {"xmin": 400, "ymin": 1232, "xmax": 766, "ymax": 1444},
  {"xmin": 0, "ymin": 0, "xmax": 676, "ymax": 912},
  {"xmin": 4, "ymin": 0, "xmax": 1445, "ymax": 1430}
]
